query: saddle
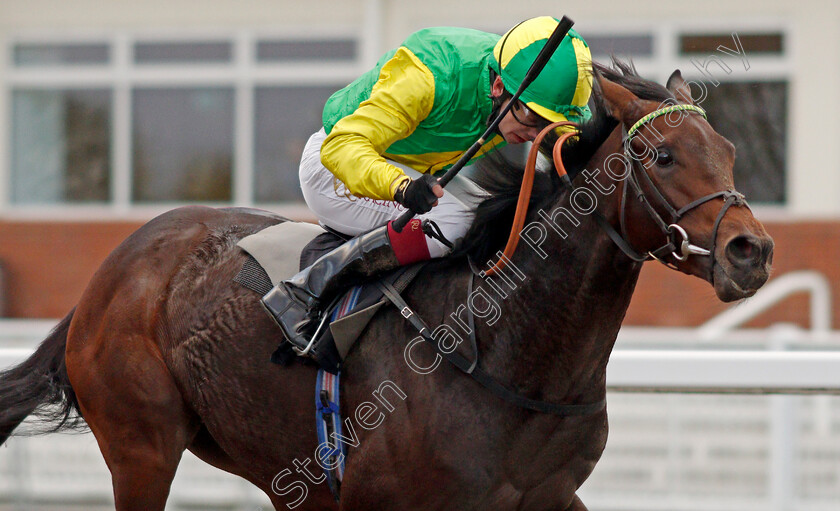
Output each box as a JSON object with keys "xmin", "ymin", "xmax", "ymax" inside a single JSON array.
[{"xmin": 234, "ymin": 221, "xmax": 422, "ymax": 374}]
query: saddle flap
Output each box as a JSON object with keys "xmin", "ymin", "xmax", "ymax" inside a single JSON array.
[{"xmin": 329, "ymin": 301, "xmax": 387, "ymax": 359}]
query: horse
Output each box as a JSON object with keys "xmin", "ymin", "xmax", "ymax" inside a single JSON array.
[{"xmin": 0, "ymin": 61, "xmax": 773, "ymax": 511}]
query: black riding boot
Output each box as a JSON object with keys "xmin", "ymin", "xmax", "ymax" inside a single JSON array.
[{"xmin": 261, "ymin": 224, "xmax": 400, "ymax": 355}]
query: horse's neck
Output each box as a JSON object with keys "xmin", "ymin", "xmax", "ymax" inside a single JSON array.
[{"xmin": 483, "ymin": 127, "xmax": 642, "ymax": 401}]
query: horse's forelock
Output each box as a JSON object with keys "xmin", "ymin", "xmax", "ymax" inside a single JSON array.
[{"xmin": 593, "ymin": 58, "xmax": 676, "ymax": 104}]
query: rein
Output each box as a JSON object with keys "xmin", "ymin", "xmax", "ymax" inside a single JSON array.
[
  {"xmin": 486, "ymin": 121, "xmax": 579, "ymax": 276},
  {"xmin": 488, "ymin": 104, "xmax": 750, "ymax": 274},
  {"xmin": 413, "ymin": 103, "xmax": 747, "ymax": 415}
]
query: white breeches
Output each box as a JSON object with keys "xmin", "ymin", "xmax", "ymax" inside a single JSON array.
[{"xmin": 299, "ymin": 128, "xmax": 483, "ymax": 258}]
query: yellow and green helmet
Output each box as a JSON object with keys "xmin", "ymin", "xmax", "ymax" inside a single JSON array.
[{"xmin": 490, "ymin": 16, "xmax": 593, "ymax": 123}]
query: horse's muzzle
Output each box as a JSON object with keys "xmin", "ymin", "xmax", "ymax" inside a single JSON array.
[{"xmin": 713, "ymin": 233, "xmax": 774, "ymax": 301}]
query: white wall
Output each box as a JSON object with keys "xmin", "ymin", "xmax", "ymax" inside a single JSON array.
[
  {"xmin": 386, "ymin": 0, "xmax": 839, "ymax": 217},
  {"xmin": 0, "ymin": 0, "xmax": 836, "ymax": 216}
]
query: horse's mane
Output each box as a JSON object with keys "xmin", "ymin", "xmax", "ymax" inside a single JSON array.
[{"xmin": 454, "ymin": 58, "xmax": 676, "ymax": 264}]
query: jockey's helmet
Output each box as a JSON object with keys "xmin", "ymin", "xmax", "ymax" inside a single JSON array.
[{"xmin": 490, "ymin": 16, "xmax": 593, "ymax": 123}]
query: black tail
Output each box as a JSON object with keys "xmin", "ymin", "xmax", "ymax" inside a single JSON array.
[{"xmin": 0, "ymin": 309, "xmax": 84, "ymax": 444}]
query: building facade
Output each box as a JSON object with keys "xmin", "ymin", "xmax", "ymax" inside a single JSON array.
[{"xmin": 0, "ymin": 0, "xmax": 836, "ymax": 326}]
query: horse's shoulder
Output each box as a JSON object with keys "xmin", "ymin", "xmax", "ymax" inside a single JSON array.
[{"xmin": 401, "ymin": 257, "xmax": 474, "ymax": 311}]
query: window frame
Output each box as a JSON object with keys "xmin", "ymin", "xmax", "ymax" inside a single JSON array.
[
  {"xmin": 0, "ymin": 20, "xmax": 793, "ymax": 219},
  {"xmin": 565, "ymin": 19, "xmax": 792, "ymax": 215},
  {"xmin": 0, "ymin": 28, "xmax": 363, "ymax": 220},
  {"xmin": 424, "ymin": 17, "xmax": 792, "ymax": 215},
  {"xmin": 668, "ymin": 20, "xmax": 792, "ymax": 216}
]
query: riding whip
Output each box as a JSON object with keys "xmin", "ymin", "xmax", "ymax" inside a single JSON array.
[{"xmin": 391, "ymin": 15, "xmax": 575, "ymax": 232}]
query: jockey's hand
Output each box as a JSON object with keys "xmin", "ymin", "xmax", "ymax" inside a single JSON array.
[{"xmin": 394, "ymin": 174, "xmax": 443, "ymax": 214}]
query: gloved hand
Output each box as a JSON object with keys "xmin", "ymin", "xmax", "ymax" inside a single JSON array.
[{"xmin": 394, "ymin": 174, "xmax": 443, "ymax": 214}]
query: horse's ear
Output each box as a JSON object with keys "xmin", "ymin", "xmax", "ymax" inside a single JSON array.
[
  {"xmin": 596, "ymin": 75, "xmax": 644, "ymax": 127},
  {"xmin": 666, "ymin": 70, "xmax": 694, "ymax": 105}
]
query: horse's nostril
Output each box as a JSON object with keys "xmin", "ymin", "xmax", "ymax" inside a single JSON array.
[{"xmin": 726, "ymin": 235, "xmax": 762, "ymax": 266}]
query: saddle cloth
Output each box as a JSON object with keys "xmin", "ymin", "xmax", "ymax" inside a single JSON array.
[
  {"xmin": 236, "ymin": 221, "xmax": 326, "ymax": 284},
  {"xmin": 234, "ymin": 221, "xmax": 413, "ymax": 373}
]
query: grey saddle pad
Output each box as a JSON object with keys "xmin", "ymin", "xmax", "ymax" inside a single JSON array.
[{"xmin": 237, "ymin": 221, "xmax": 326, "ymax": 285}]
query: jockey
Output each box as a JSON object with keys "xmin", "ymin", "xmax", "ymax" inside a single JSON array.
[{"xmin": 262, "ymin": 16, "xmax": 593, "ymax": 352}]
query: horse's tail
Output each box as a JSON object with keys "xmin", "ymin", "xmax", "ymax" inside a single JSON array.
[{"xmin": 0, "ymin": 308, "xmax": 84, "ymax": 444}]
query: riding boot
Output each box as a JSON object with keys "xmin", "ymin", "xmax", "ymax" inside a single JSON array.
[{"xmin": 262, "ymin": 222, "xmax": 409, "ymax": 355}]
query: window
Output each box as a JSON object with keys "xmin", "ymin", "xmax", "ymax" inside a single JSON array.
[
  {"xmin": 3, "ymin": 33, "xmax": 358, "ymax": 210},
  {"xmin": 579, "ymin": 27, "xmax": 788, "ymax": 204},
  {"xmin": 699, "ymin": 81, "xmax": 787, "ymax": 203},
  {"xmin": 11, "ymin": 89, "xmax": 111, "ymax": 203},
  {"xmin": 586, "ymin": 35, "xmax": 654, "ymax": 59},
  {"xmin": 253, "ymin": 86, "xmax": 338, "ymax": 202},
  {"xmin": 675, "ymin": 30, "xmax": 789, "ymax": 204},
  {"xmin": 134, "ymin": 41, "xmax": 232, "ymax": 64},
  {"xmin": 132, "ymin": 88, "xmax": 234, "ymax": 202},
  {"xmin": 1, "ymin": 27, "xmax": 789, "ymax": 211},
  {"xmin": 13, "ymin": 42, "xmax": 110, "ymax": 66},
  {"xmin": 679, "ymin": 33, "xmax": 783, "ymax": 56},
  {"xmin": 256, "ymin": 39, "xmax": 357, "ymax": 62}
]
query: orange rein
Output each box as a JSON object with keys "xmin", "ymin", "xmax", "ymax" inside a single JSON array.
[{"xmin": 485, "ymin": 121, "xmax": 579, "ymax": 276}]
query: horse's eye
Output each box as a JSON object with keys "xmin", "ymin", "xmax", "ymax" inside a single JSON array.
[{"xmin": 655, "ymin": 149, "xmax": 674, "ymax": 167}]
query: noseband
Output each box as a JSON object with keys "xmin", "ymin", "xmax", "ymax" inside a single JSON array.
[{"xmin": 603, "ymin": 104, "xmax": 749, "ymax": 269}]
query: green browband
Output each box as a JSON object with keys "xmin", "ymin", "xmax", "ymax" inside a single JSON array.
[{"xmin": 626, "ymin": 104, "xmax": 707, "ymax": 141}]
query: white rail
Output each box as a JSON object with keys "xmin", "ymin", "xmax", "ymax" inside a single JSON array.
[
  {"xmin": 600, "ymin": 270, "xmax": 838, "ymax": 511},
  {"xmin": 697, "ymin": 271, "xmax": 833, "ymax": 339},
  {"xmin": 4, "ymin": 328, "xmax": 840, "ymax": 394},
  {"xmin": 607, "ymin": 348, "xmax": 840, "ymax": 393},
  {"xmin": 0, "ymin": 271, "xmax": 837, "ymax": 511}
]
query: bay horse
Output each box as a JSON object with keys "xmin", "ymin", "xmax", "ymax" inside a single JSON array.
[{"xmin": 0, "ymin": 62, "xmax": 773, "ymax": 511}]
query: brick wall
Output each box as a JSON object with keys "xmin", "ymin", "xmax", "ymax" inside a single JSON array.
[
  {"xmin": 0, "ymin": 221, "xmax": 141, "ymax": 318},
  {"xmin": 629, "ymin": 221, "xmax": 839, "ymax": 329},
  {"xmin": 0, "ymin": 219, "xmax": 835, "ymax": 328}
]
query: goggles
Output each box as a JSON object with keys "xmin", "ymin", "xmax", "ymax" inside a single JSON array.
[{"xmin": 510, "ymin": 101, "xmax": 552, "ymax": 130}]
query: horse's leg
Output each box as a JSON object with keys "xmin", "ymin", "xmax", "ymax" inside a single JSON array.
[
  {"xmin": 188, "ymin": 426, "xmax": 297, "ymax": 511},
  {"xmin": 67, "ymin": 329, "xmax": 199, "ymax": 511},
  {"xmin": 562, "ymin": 495, "xmax": 588, "ymax": 511}
]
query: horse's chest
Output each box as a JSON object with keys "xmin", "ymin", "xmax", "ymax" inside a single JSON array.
[
  {"xmin": 432, "ymin": 422, "xmax": 607, "ymax": 510},
  {"xmin": 510, "ymin": 416, "xmax": 606, "ymax": 473},
  {"xmin": 403, "ymin": 414, "xmax": 608, "ymax": 509},
  {"xmin": 461, "ymin": 413, "xmax": 608, "ymax": 509}
]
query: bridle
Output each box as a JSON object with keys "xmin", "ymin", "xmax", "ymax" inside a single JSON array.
[
  {"xmin": 485, "ymin": 104, "xmax": 750, "ymax": 276},
  {"xmin": 594, "ymin": 104, "xmax": 749, "ymax": 270}
]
